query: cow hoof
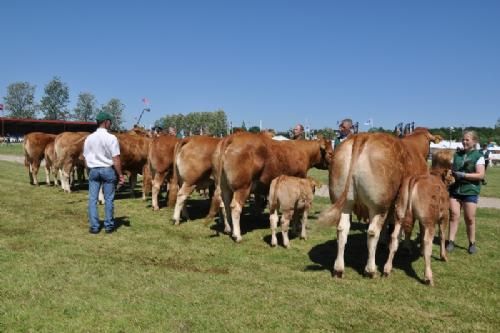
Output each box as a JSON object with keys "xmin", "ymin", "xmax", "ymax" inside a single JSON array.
[
  {"xmin": 233, "ymin": 236, "xmax": 242, "ymax": 243},
  {"xmin": 332, "ymin": 270, "xmax": 344, "ymax": 279},
  {"xmin": 171, "ymin": 219, "xmax": 180, "ymax": 226},
  {"xmin": 383, "ymin": 271, "xmax": 390, "ymax": 278},
  {"xmin": 441, "ymin": 255, "xmax": 448, "ymax": 262},
  {"xmin": 152, "ymin": 207, "xmax": 160, "ymax": 212},
  {"xmin": 424, "ymin": 279, "xmax": 434, "ymax": 287},
  {"xmin": 364, "ymin": 270, "xmax": 377, "ymax": 279}
]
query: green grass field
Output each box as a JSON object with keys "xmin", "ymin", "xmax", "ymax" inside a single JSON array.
[
  {"xmin": 1, "ymin": 160, "xmax": 499, "ymax": 332},
  {"xmin": 0, "ymin": 143, "xmax": 24, "ymax": 155}
]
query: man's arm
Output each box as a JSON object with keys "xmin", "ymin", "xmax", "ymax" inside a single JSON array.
[{"xmin": 112, "ymin": 155, "xmax": 125, "ymax": 184}]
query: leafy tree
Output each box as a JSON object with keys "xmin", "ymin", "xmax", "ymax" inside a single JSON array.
[
  {"xmin": 72, "ymin": 92, "xmax": 98, "ymax": 122},
  {"xmin": 40, "ymin": 77, "xmax": 70, "ymax": 120},
  {"xmin": 155, "ymin": 109, "xmax": 228, "ymax": 137},
  {"xmin": 101, "ymin": 98, "xmax": 125, "ymax": 131},
  {"xmin": 314, "ymin": 127, "xmax": 336, "ymax": 140},
  {"xmin": 3, "ymin": 82, "xmax": 37, "ymax": 118},
  {"xmin": 248, "ymin": 126, "xmax": 260, "ymax": 133},
  {"xmin": 241, "ymin": 121, "xmax": 247, "ymax": 131}
]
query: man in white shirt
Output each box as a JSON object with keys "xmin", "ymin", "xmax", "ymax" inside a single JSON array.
[{"xmin": 83, "ymin": 112, "xmax": 125, "ymax": 234}]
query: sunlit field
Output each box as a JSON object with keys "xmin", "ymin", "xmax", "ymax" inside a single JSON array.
[
  {"xmin": 1, "ymin": 160, "xmax": 499, "ymax": 332},
  {"xmin": 0, "ymin": 143, "xmax": 24, "ymax": 155}
]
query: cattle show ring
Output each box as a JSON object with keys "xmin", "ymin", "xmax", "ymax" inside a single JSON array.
[{"xmin": 1, "ymin": 123, "xmax": 498, "ymax": 332}]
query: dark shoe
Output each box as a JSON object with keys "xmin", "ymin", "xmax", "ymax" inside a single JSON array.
[
  {"xmin": 105, "ymin": 227, "xmax": 116, "ymax": 234},
  {"xmin": 89, "ymin": 228, "xmax": 100, "ymax": 234},
  {"xmin": 482, "ymin": 180, "xmax": 487, "ymax": 185},
  {"xmin": 468, "ymin": 243, "xmax": 477, "ymax": 254},
  {"xmin": 446, "ymin": 240, "xmax": 455, "ymax": 252}
]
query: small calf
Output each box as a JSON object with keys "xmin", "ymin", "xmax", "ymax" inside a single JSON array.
[
  {"xmin": 268, "ymin": 176, "xmax": 319, "ymax": 248},
  {"xmin": 384, "ymin": 168, "xmax": 454, "ymax": 286}
]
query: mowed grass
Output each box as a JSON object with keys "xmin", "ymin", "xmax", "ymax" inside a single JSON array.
[
  {"xmin": 0, "ymin": 143, "xmax": 24, "ymax": 155},
  {"xmin": 1, "ymin": 160, "xmax": 499, "ymax": 333}
]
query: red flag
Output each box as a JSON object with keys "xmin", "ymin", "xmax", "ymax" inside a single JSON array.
[{"xmin": 142, "ymin": 98, "xmax": 149, "ymax": 105}]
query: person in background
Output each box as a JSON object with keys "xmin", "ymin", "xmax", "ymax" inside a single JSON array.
[
  {"xmin": 83, "ymin": 112, "xmax": 125, "ymax": 234},
  {"xmin": 291, "ymin": 124, "xmax": 305, "ymax": 140},
  {"xmin": 481, "ymin": 144, "xmax": 490, "ymax": 185},
  {"xmin": 447, "ymin": 130, "xmax": 485, "ymax": 254},
  {"xmin": 334, "ymin": 118, "xmax": 353, "ymax": 148}
]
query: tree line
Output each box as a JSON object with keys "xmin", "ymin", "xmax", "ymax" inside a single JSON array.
[
  {"xmin": 2, "ymin": 77, "xmax": 125, "ymax": 130},
  {"xmin": 3, "ymin": 78, "xmax": 499, "ymax": 143}
]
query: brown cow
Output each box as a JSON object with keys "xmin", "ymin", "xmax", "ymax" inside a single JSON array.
[
  {"xmin": 116, "ymin": 132, "xmax": 152, "ymax": 200},
  {"xmin": 384, "ymin": 168, "xmax": 454, "ymax": 286},
  {"xmin": 23, "ymin": 132, "xmax": 56, "ymax": 185},
  {"xmin": 54, "ymin": 132, "xmax": 89, "ymax": 193},
  {"xmin": 319, "ymin": 128, "xmax": 439, "ymax": 278},
  {"xmin": 268, "ymin": 176, "xmax": 319, "ymax": 248},
  {"xmin": 216, "ymin": 132, "xmax": 333, "ymax": 242},
  {"xmin": 170, "ymin": 136, "xmax": 221, "ymax": 225},
  {"xmin": 148, "ymin": 134, "xmax": 180, "ymax": 210}
]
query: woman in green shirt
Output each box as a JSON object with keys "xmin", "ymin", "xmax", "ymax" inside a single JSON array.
[{"xmin": 447, "ymin": 131, "xmax": 485, "ymax": 254}]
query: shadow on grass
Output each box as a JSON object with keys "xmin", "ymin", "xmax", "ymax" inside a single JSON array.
[
  {"xmin": 208, "ymin": 205, "xmax": 271, "ymax": 240},
  {"xmin": 306, "ymin": 226, "xmax": 427, "ymax": 283}
]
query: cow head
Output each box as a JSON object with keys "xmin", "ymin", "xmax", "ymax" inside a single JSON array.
[
  {"xmin": 317, "ymin": 138, "xmax": 334, "ymax": 169},
  {"xmin": 307, "ymin": 177, "xmax": 321, "ymax": 194},
  {"xmin": 431, "ymin": 168, "xmax": 455, "ymax": 187}
]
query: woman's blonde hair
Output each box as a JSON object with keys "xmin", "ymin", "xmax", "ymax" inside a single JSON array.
[{"xmin": 463, "ymin": 130, "xmax": 479, "ymax": 143}]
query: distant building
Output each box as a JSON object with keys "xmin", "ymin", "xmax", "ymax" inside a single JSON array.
[{"xmin": 0, "ymin": 117, "xmax": 97, "ymax": 137}]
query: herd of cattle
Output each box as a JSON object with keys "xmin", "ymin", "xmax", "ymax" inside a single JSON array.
[{"xmin": 22, "ymin": 127, "xmax": 456, "ymax": 286}]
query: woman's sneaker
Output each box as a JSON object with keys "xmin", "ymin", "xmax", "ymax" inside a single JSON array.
[
  {"xmin": 446, "ymin": 240, "xmax": 455, "ymax": 252},
  {"xmin": 468, "ymin": 243, "xmax": 477, "ymax": 254}
]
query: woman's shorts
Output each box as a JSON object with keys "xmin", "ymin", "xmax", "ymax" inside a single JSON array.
[{"xmin": 450, "ymin": 193, "xmax": 479, "ymax": 204}]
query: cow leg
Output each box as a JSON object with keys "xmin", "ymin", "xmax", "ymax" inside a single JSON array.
[
  {"xmin": 173, "ymin": 183, "xmax": 195, "ymax": 225},
  {"xmin": 365, "ymin": 213, "xmax": 387, "ymax": 277},
  {"xmin": 220, "ymin": 189, "xmax": 232, "ymax": 234},
  {"xmin": 422, "ymin": 224, "xmax": 435, "ymax": 286},
  {"xmin": 281, "ymin": 211, "xmax": 293, "ymax": 248},
  {"xmin": 31, "ymin": 161, "xmax": 40, "ymax": 186},
  {"xmin": 333, "ymin": 213, "xmax": 351, "ymax": 278},
  {"xmin": 129, "ymin": 173, "xmax": 137, "ymax": 198},
  {"xmin": 151, "ymin": 171, "xmax": 166, "ymax": 211},
  {"xmin": 142, "ymin": 165, "xmax": 152, "ymax": 201},
  {"xmin": 45, "ymin": 165, "xmax": 51, "ymax": 186},
  {"xmin": 230, "ymin": 189, "xmax": 250, "ymax": 243},
  {"xmin": 269, "ymin": 210, "xmax": 279, "ymax": 247},
  {"xmin": 98, "ymin": 185, "xmax": 104, "ymax": 205},
  {"xmin": 383, "ymin": 222, "xmax": 402, "ymax": 276},
  {"xmin": 300, "ymin": 209, "xmax": 308, "ymax": 240}
]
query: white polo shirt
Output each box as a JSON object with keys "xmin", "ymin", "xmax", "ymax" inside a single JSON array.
[{"xmin": 83, "ymin": 128, "xmax": 121, "ymax": 168}]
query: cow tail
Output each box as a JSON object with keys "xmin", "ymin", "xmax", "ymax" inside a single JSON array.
[
  {"xmin": 396, "ymin": 176, "xmax": 413, "ymax": 221},
  {"xmin": 268, "ymin": 176, "xmax": 282, "ymax": 213},
  {"xmin": 167, "ymin": 139, "xmax": 186, "ymax": 207},
  {"xmin": 23, "ymin": 138, "xmax": 30, "ymax": 167},
  {"xmin": 207, "ymin": 136, "xmax": 231, "ymax": 218},
  {"xmin": 318, "ymin": 135, "xmax": 367, "ymax": 227}
]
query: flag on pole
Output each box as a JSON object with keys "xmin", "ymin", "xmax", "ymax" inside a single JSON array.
[
  {"xmin": 142, "ymin": 97, "xmax": 150, "ymax": 105},
  {"xmin": 364, "ymin": 118, "xmax": 372, "ymax": 126},
  {"xmin": 0, "ymin": 103, "xmax": 4, "ymax": 111}
]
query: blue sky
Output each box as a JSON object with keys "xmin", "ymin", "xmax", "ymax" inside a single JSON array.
[{"xmin": 1, "ymin": 0, "xmax": 499, "ymax": 131}]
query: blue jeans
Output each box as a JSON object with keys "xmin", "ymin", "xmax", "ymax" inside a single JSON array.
[{"xmin": 88, "ymin": 167, "xmax": 117, "ymax": 231}]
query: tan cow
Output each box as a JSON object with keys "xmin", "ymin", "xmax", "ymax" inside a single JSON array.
[
  {"xmin": 383, "ymin": 168, "xmax": 454, "ymax": 286},
  {"xmin": 319, "ymin": 128, "xmax": 439, "ymax": 278},
  {"xmin": 23, "ymin": 132, "xmax": 56, "ymax": 185},
  {"xmin": 431, "ymin": 148, "xmax": 455, "ymax": 170},
  {"xmin": 215, "ymin": 132, "xmax": 333, "ymax": 242},
  {"xmin": 268, "ymin": 176, "xmax": 319, "ymax": 248},
  {"xmin": 148, "ymin": 134, "xmax": 180, "ymax": 210},
  {"xmin": 170, "ymin": 135, "xmax": 221, "ymax": 225},
  {"xmin": 54, "ymin": 132, "xmax": 89, "ymax": 193}
]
